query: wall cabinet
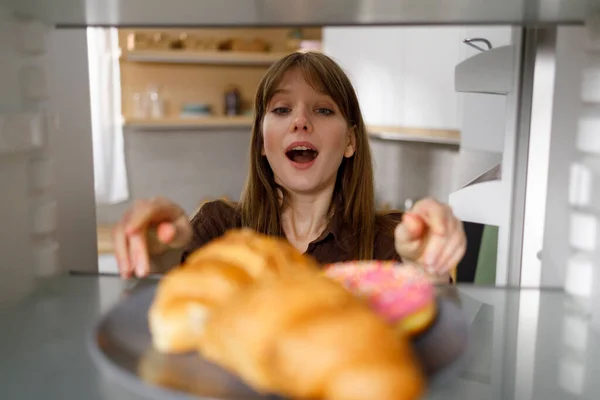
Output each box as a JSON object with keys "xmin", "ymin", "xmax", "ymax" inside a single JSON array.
[
  {"xmin": 323, "ymin": 26, "xmax": 463, "ymax": 131},
  {"xmin": 323, "ymin": 26, "xmax": 509, "ymax": 131}
]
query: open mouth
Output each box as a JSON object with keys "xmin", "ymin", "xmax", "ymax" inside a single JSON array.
[{"xmin": 285, "ymin": 146, "xmax": 319, "ymax": 164}]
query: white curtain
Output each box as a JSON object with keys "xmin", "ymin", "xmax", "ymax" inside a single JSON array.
[{"xmin": 86, "ymin": 27, "xmax": 129, "ymax": 204}]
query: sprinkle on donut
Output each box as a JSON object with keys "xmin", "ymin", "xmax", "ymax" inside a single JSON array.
[{"xmin": 323, "ymin": 261, "xmax": 435, "ymax": 325}]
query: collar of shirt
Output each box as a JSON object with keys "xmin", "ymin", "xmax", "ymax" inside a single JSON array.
[{"xmin": 310, "ymin": 210, "xmax": 355, "ymax": 253}]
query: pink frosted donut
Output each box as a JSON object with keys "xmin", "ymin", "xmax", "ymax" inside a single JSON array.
[{"xmin": 323, "ymin": 261, "xmax": 437, "ymax": 336}]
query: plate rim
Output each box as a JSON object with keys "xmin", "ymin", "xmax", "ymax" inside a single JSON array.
[
  {"xmin": 87, "ymin": 285, "xmax": 219, "ymax": 400},
  {"xmin": 88, "ymin": 283, "xmax": 469, "ymax": 399}
]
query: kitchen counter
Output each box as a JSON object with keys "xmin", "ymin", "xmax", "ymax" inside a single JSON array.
[
  {"xmin": 97, "ymin": 224, "xmax": 114, "ymax": 255},
  {"xmin": 1, "ymin": 274, "xmax": 599, "ymax": 400}
]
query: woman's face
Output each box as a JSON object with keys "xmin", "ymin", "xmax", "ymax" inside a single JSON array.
[{"xmin": 261, "ymin": 69, "xmax": 356, "ymax": 196}]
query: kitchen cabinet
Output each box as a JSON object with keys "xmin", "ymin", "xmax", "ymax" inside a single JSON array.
[
  {"xmin": 323, "ymin": 26, "xmax": 512, "ymax": 135},
  {"xmin": 400, "ymin": 27, "xmax": 464, "ymax": 130},
  {"xmin": 323, "ymin": 26, "xmax": 463, "ymax": 131}
]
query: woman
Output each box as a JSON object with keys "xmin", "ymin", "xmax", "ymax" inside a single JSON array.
[{"xmin": 113, "ymin": 52, "xmax": 466, "ymax": 282}]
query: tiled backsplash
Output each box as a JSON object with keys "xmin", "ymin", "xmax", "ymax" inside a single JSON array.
[
  {"xmin": 95, "ymin": 127, "xmax": 251, "ymax": 223},
  {"xmin": 371, "ymin": 138, "xmax": 461, "ymax": 209}
]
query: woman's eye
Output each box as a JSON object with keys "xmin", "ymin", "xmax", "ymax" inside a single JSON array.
[
  {"xmin": 316, "ymin": 108, "xmax": 334, "ymax": 116},
  {"xmin": 272, "ymin": 107, "xmax": 291, "ymax": 115}
]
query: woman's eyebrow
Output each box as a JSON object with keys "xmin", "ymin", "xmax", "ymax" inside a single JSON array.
[{"xmin": 272, "ymin": 88, "xmax": 290, "ymax": 96}]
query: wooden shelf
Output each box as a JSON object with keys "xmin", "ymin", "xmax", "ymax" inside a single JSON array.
[
  {"xmin": 123, "ymin": 49, "xmax": 291, "ymax": 66},
  {"xmin": 123, "ymin": 118, "xmax": 461, "ymax": 145},
  {"xmin": 97, "ymin": 224, "xmax": 115, "ymax": 255},
  {"xmin": 123, "ymin": 116, "xmax": 254, "ymax": 130},
  {"xmin": 367, "ymin": 125, "xmax": 461, "ymax": 145}
]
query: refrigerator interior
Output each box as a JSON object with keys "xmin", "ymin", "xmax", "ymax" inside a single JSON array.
[{"xmin": 0, "ymin": 0, "xmax": 599, "ymax": 306}]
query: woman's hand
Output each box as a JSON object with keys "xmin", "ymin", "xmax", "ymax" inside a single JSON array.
[
  {"xmin": 394, "ymin": 197, "xmax": 466, "ymax": 278},
  {"xmin": 112, "ymin": 197, "xmax": 193, "ymax": 279}
]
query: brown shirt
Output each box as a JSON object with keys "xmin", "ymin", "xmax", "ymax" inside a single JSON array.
[{"xmin": 181, "ymin": 200, "xmax": 403, "ymax": 266}]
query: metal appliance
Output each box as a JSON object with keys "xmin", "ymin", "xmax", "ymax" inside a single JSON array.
[{"xmin": 0, "ymin": 0, "xmax": 598, "ymax": 304}]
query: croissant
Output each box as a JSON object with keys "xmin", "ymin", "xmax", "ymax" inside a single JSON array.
[
  {"xmin": 148, "ymin": 229, "xmax": 319, "ymax": 353},
  {"xmin": 184, "ymin": 228, "xmax": 317, "ymax": 278},
  {"xmin": 199, "ymin": 272, "xmax": 426, "ymax": 400},
  {"xmin": 149, "ymin": 229, "xmax": 425, "ymax": 399},
  {"xmin": 148, "ymin": 261, "xmax": 254, "ymax": 353}
]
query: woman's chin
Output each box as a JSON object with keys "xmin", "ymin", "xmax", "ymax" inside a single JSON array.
[
  {"xmin": 278, "ymin": 177, "xmax": 324, "ymax": 196},
  {"xmin": 284, "ymin": 183, "xmax": 321, "ymax": 195}
]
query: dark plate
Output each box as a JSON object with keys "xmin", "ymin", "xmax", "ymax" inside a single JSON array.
[{"xmin": 88, "ymin": 283, "xmax": 469, "ymax": 399}]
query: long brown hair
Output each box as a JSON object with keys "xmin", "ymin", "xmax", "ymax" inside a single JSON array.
[{"xmin": 239, "ymin": 51, "xmax": 377, "ymax": 260}]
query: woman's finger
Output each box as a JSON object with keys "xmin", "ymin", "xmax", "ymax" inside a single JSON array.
[
  {"xmin": 447, "ymin": 240, "xmax": 468, "ymax": 278},
  {"xmin": 394, "ymin": 213, "xmax": 427, "ymax": 260},
  {"xmin": 423, "ymin": 203, "xmax": 461, "ymax": 270},
  {"xmin": 129, "ymin": 232, "xmax": 151, "ymax": 278},
  {"xmin": 411, "ymin": 198, "xmax": 447, "ymax": 236},
  {"xmin": 126, "ymin": 197, "xmax": 186, "ymax": 236},
  {"xmin": 435, "ymin": 225, "xmax": 466, "ymax": 274},
  {"xmin": 124, "ymin": 199, "xmax": 156, "ymax": 235},
  {"xmin": 156, "ymin": 222, "xmax": 177, "ymax": 244},
  {"xmin": 443, "ymin": 204, "xmax": 456, "ymax": 233},
  {"xmin": 422, "ymin": 233, "xmax": 448, "ymax": 272},
  {"xmin": 112, "ymin": 223, "xmax": 132, "ymax": 279},
  {"xmin": 147, "ymin": 217, "xmax": 192, "ymax": 254}
]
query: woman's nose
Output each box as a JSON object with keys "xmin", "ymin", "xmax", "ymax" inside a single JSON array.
[{"xmin": 291, "ymin": 109, "xmax": 313, "ymax": 133}]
